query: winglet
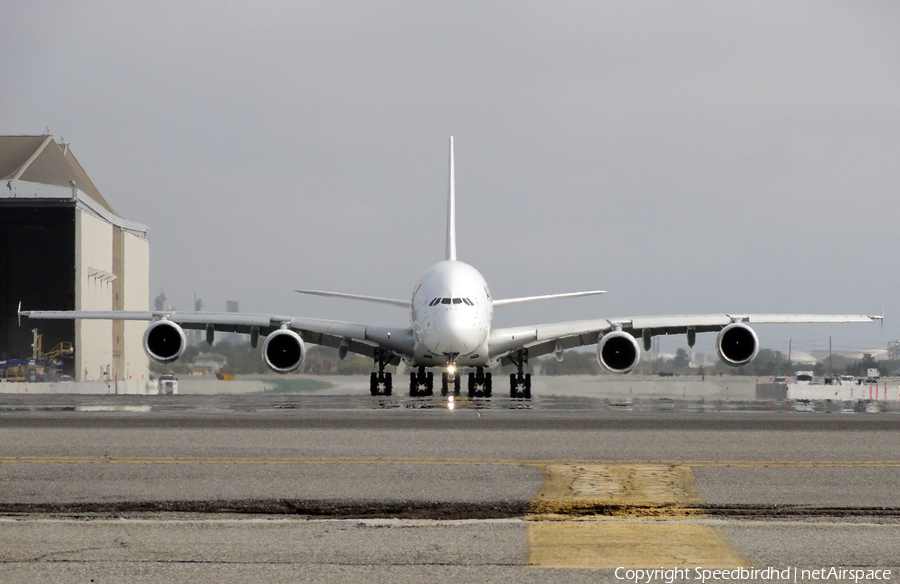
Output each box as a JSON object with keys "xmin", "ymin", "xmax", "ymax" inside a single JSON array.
[
  {"xmin": 17, "ymin": 301, "xmax": 22, "ymax": 327},
  {"xmin": 446, "ymin": 136, "xmax": 457, "ymax": 262}
]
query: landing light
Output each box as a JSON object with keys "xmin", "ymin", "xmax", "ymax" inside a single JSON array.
[{"xmin": 447, "ymin": 364, "xmax": 456, "ymax": 376}]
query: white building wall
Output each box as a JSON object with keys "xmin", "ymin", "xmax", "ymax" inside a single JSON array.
[
  {"xmin": 74, "ymin": 209, "xmax": 114, "ymax": 382},
  {"xmin": 121, "ymin": 230, "xmax": 150, "ymax": 393}
]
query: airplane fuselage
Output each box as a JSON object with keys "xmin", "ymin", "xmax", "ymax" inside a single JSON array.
[{"xmin": 409, "ymin": 260, "xmax": 493, "ymax": 368}]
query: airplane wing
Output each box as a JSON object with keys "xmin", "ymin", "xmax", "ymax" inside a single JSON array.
[
  {"xmin": 488, "ymin": 313, "xmax": 883, "ymax": 365},
  {"xmin": 492, "ymin": 290, "xmax": 606, "ymax": 307},
  {"xmin": 294, "ymin": 289, "xmax": 411, "ymax": 308},
  {"xmin": 18, "ymin": 306, "xmax": 415, "ymax": 365}
]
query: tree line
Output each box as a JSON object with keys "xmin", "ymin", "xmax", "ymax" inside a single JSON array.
[{"xmin": 150, "ymin": 339, "xmax": 893, "ymax": 378}]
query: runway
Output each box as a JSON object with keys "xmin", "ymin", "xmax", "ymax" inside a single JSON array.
[{"xmin": 1, "ymin": 392, "xmax": 899, "ymax": 582}]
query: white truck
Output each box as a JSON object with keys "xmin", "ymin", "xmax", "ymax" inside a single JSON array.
[{"xmin": 158, "ymin": 374, "xmax": 178, "ymax": 395}]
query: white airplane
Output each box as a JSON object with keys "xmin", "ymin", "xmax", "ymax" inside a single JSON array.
[{"xmin": 19, "ymin": 138, "xmax": 882, "ymax": 398}]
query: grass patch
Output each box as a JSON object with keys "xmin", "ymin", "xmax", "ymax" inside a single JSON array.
[{"xmin": 259, "ymin": 378, "xmax": 334, "ymax": 394}]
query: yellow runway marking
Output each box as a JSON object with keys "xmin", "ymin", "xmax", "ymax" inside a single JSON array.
[
  {"xmin": 528, "ymin": 522, "xmax": 747, "ymax": 569},
  {"xmin": 528, "ymin": 464, "xmax": 701, "ymax": 518},
  {"xmin": 527, "ymin": 464, "xmax": 750, "ymax": 569},
  {"xmin": 0, "ymin": 456, "xmax": 899, "ymax": 467}
]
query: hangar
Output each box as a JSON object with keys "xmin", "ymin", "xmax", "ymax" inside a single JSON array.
[{"xmin": 1, "ymin": 135, "xmax": 150, "ymax": 392}]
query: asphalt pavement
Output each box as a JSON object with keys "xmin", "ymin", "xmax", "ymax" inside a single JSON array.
[{"xmin": 1, "ymin": 391, "xmax": 898, "ymax": 583}]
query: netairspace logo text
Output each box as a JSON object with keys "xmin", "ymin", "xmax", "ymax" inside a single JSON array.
[{"xmin": 615, "ymin": 566, "xmax": 892, "ymax": 584}]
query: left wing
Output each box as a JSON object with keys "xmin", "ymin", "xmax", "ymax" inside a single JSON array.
[
  {"xmin": 18, "ymin": 306, "xmax": 415, "ymax": 365},
  {"xmin": 489, "ymin": 313, "xmax": 883, "ymax": 368},
  {"xmin": 294, "ymin": 289, "xmax": 411, "ymax": 309}
]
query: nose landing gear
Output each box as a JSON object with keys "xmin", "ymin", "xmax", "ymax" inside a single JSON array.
[{"xmin": 441, "ymin": 371, "xmax": 461, "ymax": 396}]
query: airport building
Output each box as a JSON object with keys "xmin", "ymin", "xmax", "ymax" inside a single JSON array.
[{"xmin": 1, "ymin": 135, "xmax": 150, "ymax": 391}]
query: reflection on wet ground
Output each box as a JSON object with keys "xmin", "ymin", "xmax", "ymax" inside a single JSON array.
[{"xmin": 0, "ymin": 392, "xmax": 898, "ymax": 415}]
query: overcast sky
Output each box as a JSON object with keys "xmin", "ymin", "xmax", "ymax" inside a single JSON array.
[{"xmin": 3, "ymin": 1, "xmax": 899, "ymax": 356}]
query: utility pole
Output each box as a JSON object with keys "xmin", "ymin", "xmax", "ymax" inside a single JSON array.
[{"xmin": 829, "ymin": 336, "xmax": 832, "ymax": 373}]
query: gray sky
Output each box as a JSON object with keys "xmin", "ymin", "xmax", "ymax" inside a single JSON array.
[{"xmin": 3, "ymin": 1, "xmax": 899, "ymax": 356}]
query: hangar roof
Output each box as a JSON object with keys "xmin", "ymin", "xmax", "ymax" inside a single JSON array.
[
  {"xmin": 0, "ymin": 135, "xmax": 147, "ymax": 237},
  {"xmin": 0, "ymin": 135, "xmax": 116, "ymax": 215}
]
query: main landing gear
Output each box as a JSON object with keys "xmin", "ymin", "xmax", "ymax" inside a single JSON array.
[
  {"xmin": 509, "ymin": 350, "xmax": 531, "ymax": 399},
  {"xmin": 510, "ymin": 373, "xmax": 531, "ymax": 399},
  {"xmin": 409, "ymin": 367, "xmax": 434, "ymax": 397},
  {"xmin": 467, "ymin": 367, "xmax": 492, "ymax": 398},
  {"xmin": 369, "ymin": 349, "xmax": 392, "ymax": 396}
]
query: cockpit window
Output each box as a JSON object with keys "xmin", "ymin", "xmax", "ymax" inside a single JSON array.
[{"xmin": 430, "ymin": 297, "xmax": 474, "ymax": 307}]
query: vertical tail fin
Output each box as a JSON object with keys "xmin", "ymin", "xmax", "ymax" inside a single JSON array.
[{"xmin": 446, "ymin": 136, "xmax": 457, "ymax": 261}]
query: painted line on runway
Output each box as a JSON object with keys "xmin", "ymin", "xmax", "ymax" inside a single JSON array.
[
  {"xmin": 1, "ymin": 456, "xmax": 899, "ymax": 467},
  {"xmin": 528, "ymin": 522, "xmax": 748, "ymax": 569},
  {"xmin": 527, "ymin": 464, "xmax": 702, "ymax": 518},
  {"xmin": 526, "ymin": 463, "xmax": 750, "ymax": 569}
]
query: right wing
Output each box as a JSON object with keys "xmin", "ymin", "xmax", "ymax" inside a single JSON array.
[
  {"xmin": 492, "ymin": 290, "xmax": 606, "ymax": 307},
  {"xmin": 489, "ymin": 313, "xmax": 883, "ymax": 365}
]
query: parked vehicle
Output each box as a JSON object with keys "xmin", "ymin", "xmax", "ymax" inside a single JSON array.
[{"xmin": 158, "ymin": 374, "xmax": 178, "ymax": 395}]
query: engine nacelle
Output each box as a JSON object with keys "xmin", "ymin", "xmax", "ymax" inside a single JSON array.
[
  {"xmin": 142, "ymin": 320, "xmax": 187, "ymax": 364},
  {"xmin": 597, "ymin": 330, "xmax": 641, "ymax": 374},
  {"xmin": 716, "ymin": 322, "xmax": 759, "ymax": 367},
  {"xmin": 263, "ymin": 328, "xmax": 306, "ymax": 373}
]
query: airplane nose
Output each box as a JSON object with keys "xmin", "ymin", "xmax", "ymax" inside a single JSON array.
[{"xmin": 422, "ymin": 309, "xmax": 485, "ymax": 356}]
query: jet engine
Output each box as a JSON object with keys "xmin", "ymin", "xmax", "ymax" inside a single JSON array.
[
  {"xmin": 596, "ymin": 330, "xmax": 641, "ymax": 374},
  {"xmin": 142, "ymin": 320, "xmax": 187, "ymax": 364},
  {"xmin": 263, "ymin": 328, "xmax": 306, "ymax": 373},
  {"xmin": 716, "ymin": 322, "xmax": 759, "ymax": 367}
]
